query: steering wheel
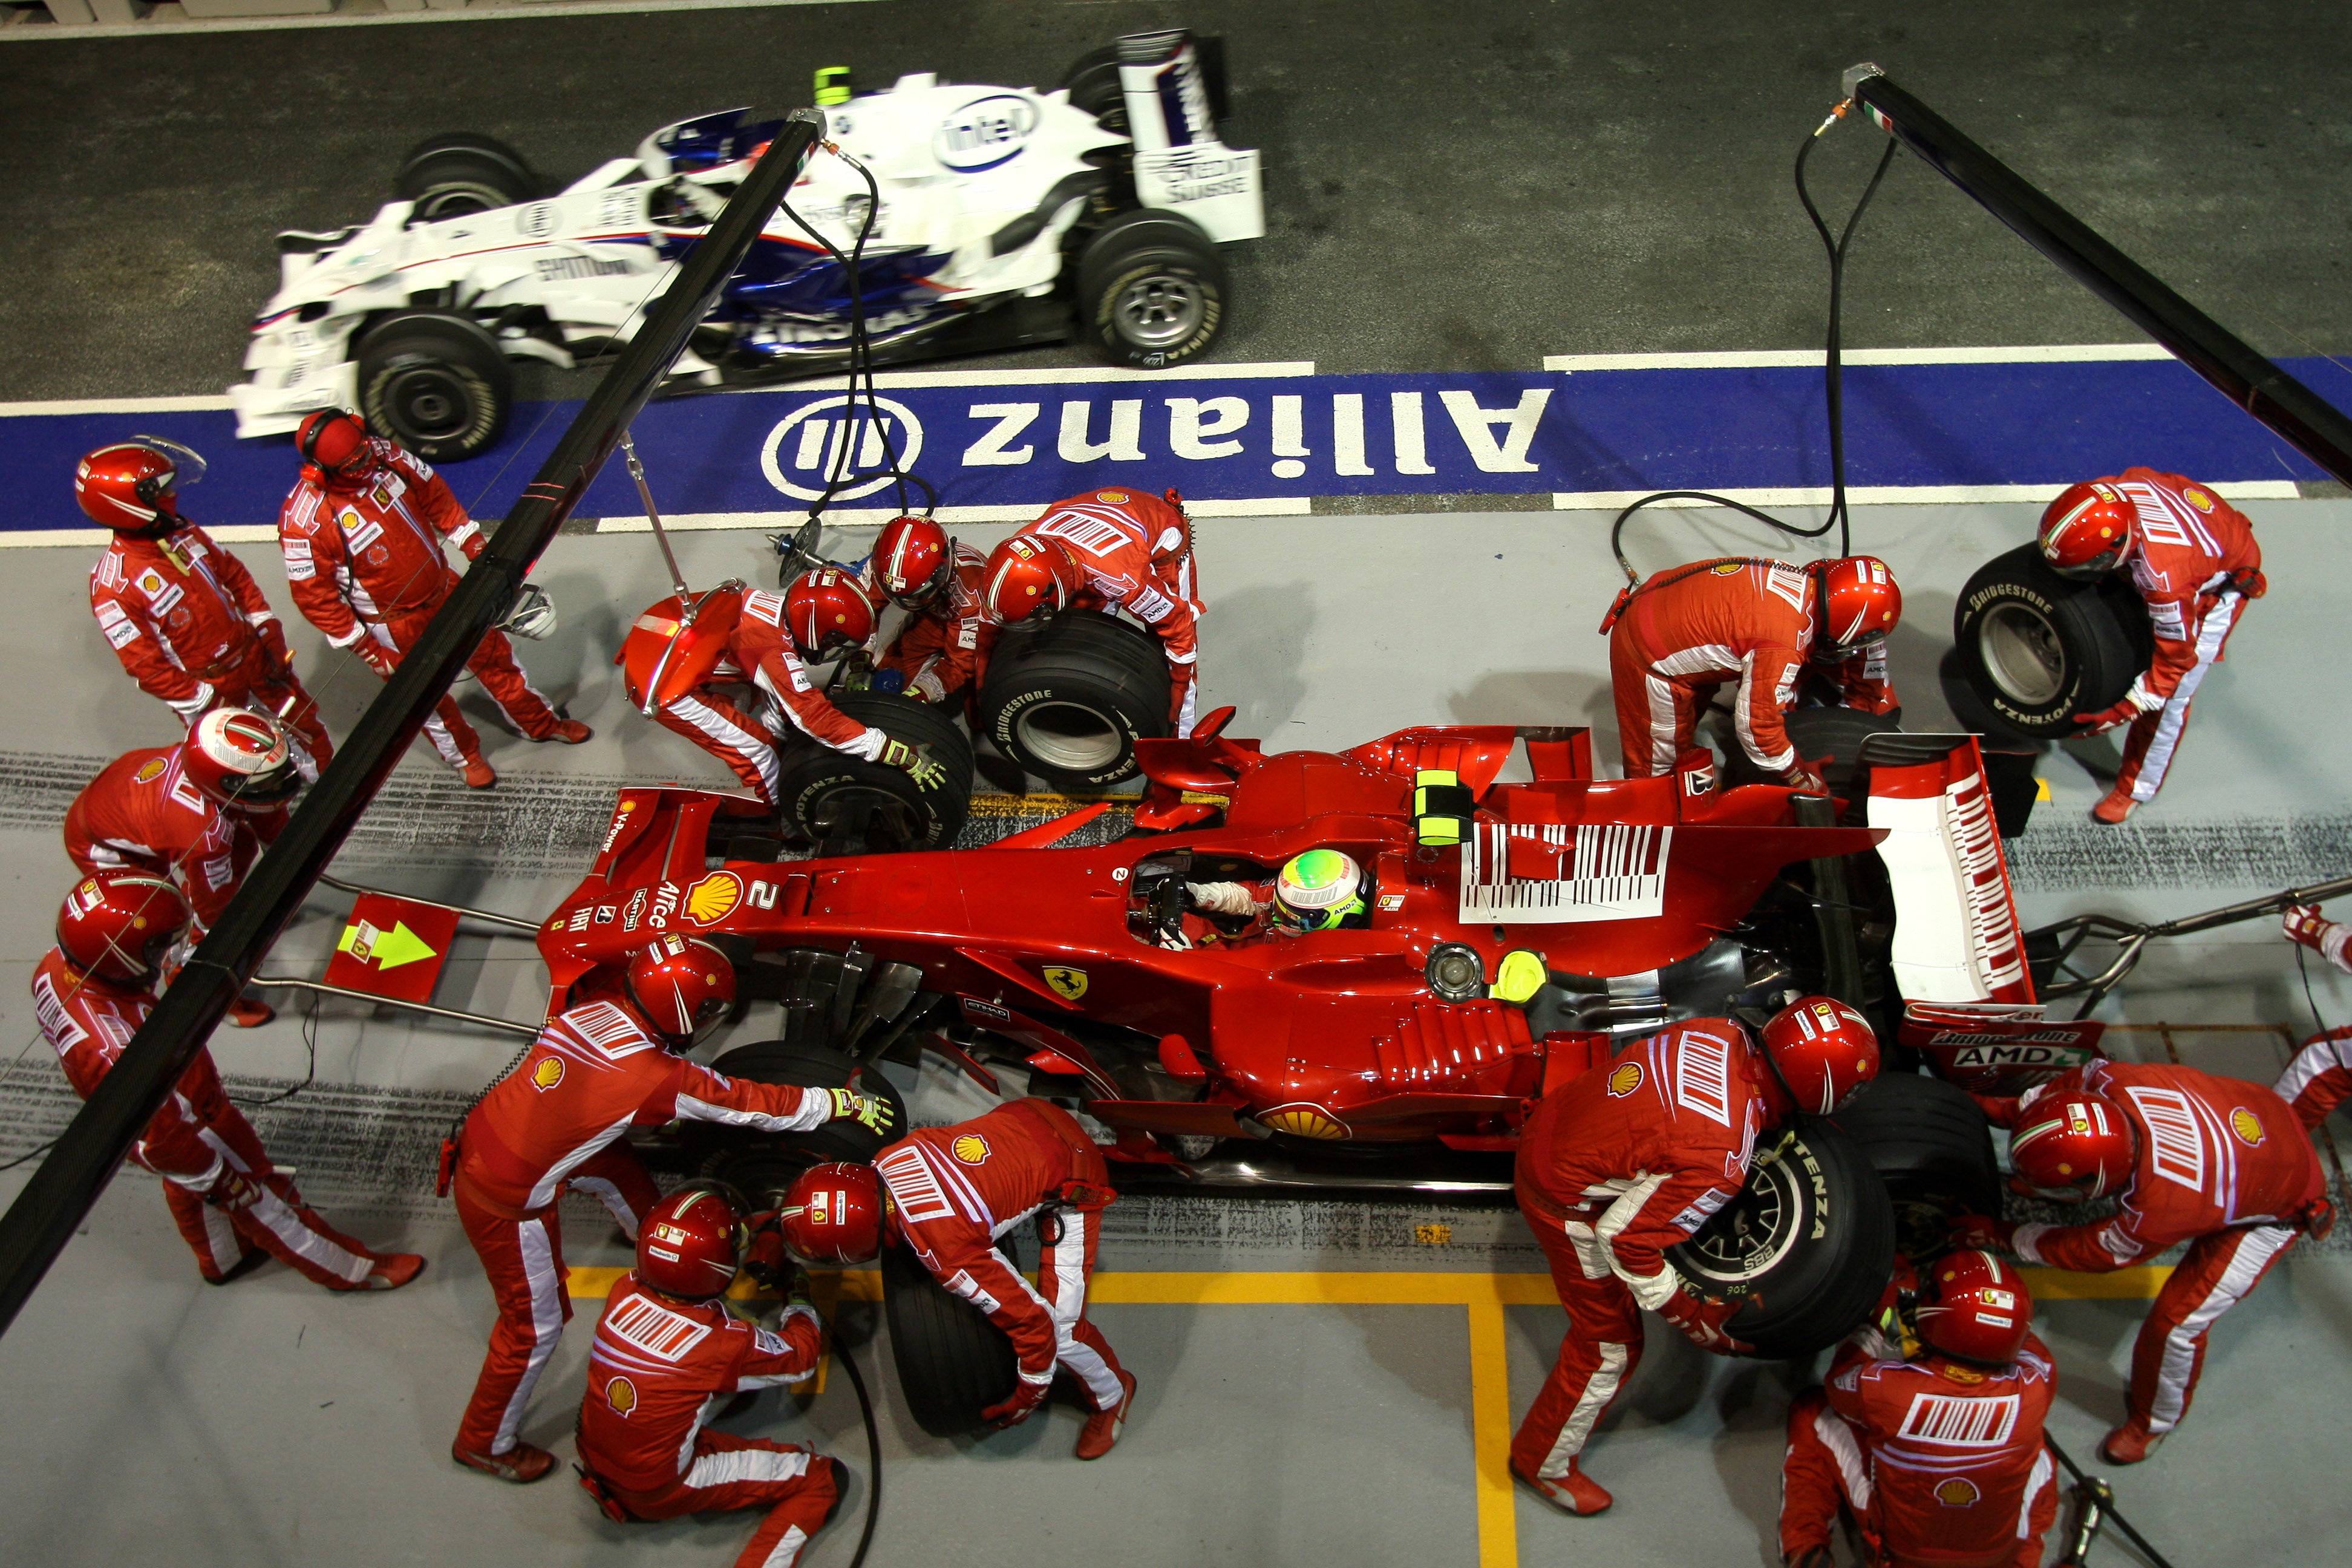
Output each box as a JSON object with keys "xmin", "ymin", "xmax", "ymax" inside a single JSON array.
[{"xmin": 1146, "ymin": 871, "xmax": 1189, "ymax": 949}]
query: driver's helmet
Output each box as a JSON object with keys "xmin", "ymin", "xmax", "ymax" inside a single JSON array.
[{"xmin": 1272, "ymin": 849, "xmax": 1370, "ymax": 932}]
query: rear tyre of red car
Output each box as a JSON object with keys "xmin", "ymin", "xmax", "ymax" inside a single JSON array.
[
  {"xmin": 978, "ymin": 612, "xmax": 1172, "ymax": 792},
  {"xmin": 356, "ymin": 312, "xmax": 512, "ymax": 463},
  {"xmin": 394, "ymin": 133, "xmax": 538, "ymax": 221},
  {"xmin": 1952, "ymin": 544, "xmax": 2152, "ymax": 738},
  {"xmin": 774, "ymin": 691, "xmax": 974, "ymax": 852},
  {"xmin": 883, "ymin": 1236, "xmax": 1019, "ymax": 1436},
  {"xmin": 1075, "ymin": 209, "xmax": 1228, "ymax": 370},
  {"xmin": 1720, "ymin": 704, "xmax": 1900, "ymax": 809},
  {"xmin": 1826, "ymin": 1071, "xmax": 2002, "ymax": 1266},
  {"xmin": 1664, "ymin": 1120, "xmax": 1894, "ymax": 1360}
]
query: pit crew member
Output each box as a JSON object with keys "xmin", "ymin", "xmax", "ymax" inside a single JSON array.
[
  {"xmin": 1180, "ymin": 848, "xmax": 1374, "ymax": 942},
  {"xmin": 779, "ymin": 1097, "xmax": 1137, "ymax": 1459},
  {"xmin": 2036, "ymin": 471, "xmax": 2264, "ymax": 824},
  {"xmin": 1951, "ymin": 1059, "xmax": 2329, "ymax": 1463},
  {"xmin": 1512, "ymin": 996, "xmax": 1881, "ymax": 1515},
  {"xmin": 574, "ymin": 1186, "xmax": 843, "ymax": 1568},
  {"xmin": 649, "ymin": 569, "xmax": 949, "ymax": 806},
  {"xmin": 78, "ymin": 439, "xmax": 331, "ymax": 765},
  {"xmin": 859, "ymin": 513, "xmax": 997, "ymax": 707},
  {"xmin": 448, "ymin": 935, "xmax": 892, "ymax": 1483},
  {"xmin": 1602, "ymin": 556, "xmax": 1901, "ymax": 786},
  {"xmin": 276, "ymin": 409, "xmax": 586, "ymax": 790},
  {"xmin": 2276, "ymin": 906, "xmax": 2352, "ymax": 1128},
  {"xmin": 33, "ymin": 869, "xmax": 423, "ymax": 1292},
  {"xmin": 62, "ymin": 709, "xmax": 306, "ymax": 1029},
  {"xmin": 983, "ymin": 486, "xmax": 1203, "ymax": 736},
  {"xmin": 1780, "ymin": 1250, "xmax": 2057, "ymax": 1568}
]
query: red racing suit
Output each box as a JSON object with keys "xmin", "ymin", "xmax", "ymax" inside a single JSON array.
[
  {"xmin": 1985, "ymin": 1061, "xmax": 2324, "ymax": 1440},
  {"xmin": 875, "ymin": 1097, "xmax": 1128, "ymax": 1417},
  {"xmin": 863, "ymin": 540, "xmax": 998, "ymax": 706},
  {"xmin": 89, "ymin": 522, "xmax": 330, "ymax": 765},
  {"xmin": 451, "ymin": 998, "xmax": 837, "ymax": 1458},
  {"xmin": 30, "ymin": 948, "xmax": 390, "ymax": 1287},
  {"xmin": 2277, "ymin": 1025, "xmax": 2352, "ymax": 1131},
  {"xmin": 1780, "ymin": 1333, "xmax": 2058, "ymax": 1568},
  {"xmin": 2096, "ymin": 470, "xmax": 2264, "ymax": 804},
  {"xmin": 278, "ymin": 439, "xmax": 563, "ymax": 771},
  {"xmin": 578, "ymin": 1276, "xmax": 838, "ymax": 1568},
  {"xmin": 1018, "ymin": 487, "xmax": 1203, "ymax": 734},
  {"xmin": 1510, "ymin": 1019, "xmax": 1772, "ymax": 1481},
  {"xmin": 1605, "ymin": 557, "xmax": 1893, "ymax": 780},
  {"xmin": 63, "ymin": 744, "xmax": 283, "ymax": 946},
  {"xmin": 656, "ymin": 587, "xmax": 893, "ymax": 806}
]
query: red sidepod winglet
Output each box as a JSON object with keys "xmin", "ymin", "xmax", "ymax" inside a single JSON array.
[{"xmin": 988, "ymin": 802, "xmax": 1113, "ymax": 849}]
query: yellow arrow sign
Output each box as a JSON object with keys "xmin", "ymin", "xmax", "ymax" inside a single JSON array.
[{"xmin": 336, "ymin": 918, "xmax": 440, "ymax": 971}]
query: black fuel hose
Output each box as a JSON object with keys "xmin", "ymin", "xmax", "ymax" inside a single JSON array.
[
  {"xmin": 834, "ymin": 1334, "xmax": 883, "ymax": 1568},
  {"xmin": 2043, "ymin": 1433, "xmax": 2181, "ymax": 1568}
]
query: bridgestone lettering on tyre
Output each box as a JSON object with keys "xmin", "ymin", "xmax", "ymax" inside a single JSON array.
[
  {"xmin": 1953, "ymin": 545, "xmax": 2153, "ymax": 738},
  {"xmin": 355, "ymin": 313, "xmax": 512, "ymax": 463},
  {"xmin": 978, "ymin": 613, "xmax": 1172, "ymax": 790}
]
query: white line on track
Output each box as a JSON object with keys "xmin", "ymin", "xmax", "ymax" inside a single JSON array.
[
  {"xmin": 1543, "ymin": 344, "xmax": 2172, "ymax": 372},
  {"xmin": 1550, "ymin": 481, "xmax": 2305, "ymax": 509},
  {"xmin": 595, "ymin": 497, "xmax": 1314, "ymax": 532},
  {"xmin": 0, "ymin": 0, "xmax": 881, "ymax": 45}
]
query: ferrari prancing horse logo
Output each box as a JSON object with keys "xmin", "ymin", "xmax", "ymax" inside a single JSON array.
[{"xmin": 1042, "ymin": 967, "xmax": 1088, "ymax": 1002}]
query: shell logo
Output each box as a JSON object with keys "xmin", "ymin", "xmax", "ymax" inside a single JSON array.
[
  {"xmin": 684, "ymin": 871, "xmax": 743, "ymax": 926},
  {"xmin": 1607, "ymin": 1062, "xmax": 1644, "ymax": 1098},
  {"xmin": 2229, "ymin": 1106, "xmax": 2266, "ymax": 1147},
  {"xmin": 951, "ymin": 1134, "xmax": 991, "ymax": 1165},
  {"xmin": 531, "ymin": 1056, "xmax": 565, "ymax": 1092},
  {"xmin": 1096, "ymin": 490, "xmax": 1131, "ymax": 504},
  {"xmin": 134, "ymin": 759, "xmax": 166, "ymax": 784},
  {"xmin": 1711, "ymin": 561, "xmax": 1743, "ymax": 575},
  {"xmin": 1259, "ymin": 1105, "xmax": 1348, "ymax": 1140},
  {"xmin": 1939, "ymin": 1362, "xmax": 1987, "ymax": 1386},
  {"xmin": 2184, "ymin": 487, "xmax": 2215, "ymax": 513},
  {"xmin": 606, "ymin": 1376, "xmax": 638, "ymax": 1416},
  {"xmin": 1934, "ymin": 1477, "xmax": 1981, "ymax": 1508}
]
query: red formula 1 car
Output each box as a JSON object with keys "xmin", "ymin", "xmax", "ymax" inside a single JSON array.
[{"xmin": 531, "ymin": 711, "xmax": 2054, "ymax": 1413}]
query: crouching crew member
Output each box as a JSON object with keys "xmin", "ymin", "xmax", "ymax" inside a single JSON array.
[
  {"xmin": 449, "ymin": 936, "xmax": 892, "ymax": 1483},
  {"xmin": 1952, "ymin": 1058, "xmax": 2330, "ymax": 1463},
  {"xmin": 859, "ymin": 513, "xmax": 998, "ymax": 708},
  {"xmin": 781, "ymin": 1097, "xmax": 1138, "ymax": 1457},
  {"xmin": 2276, "ymin": 906, "xmax": 2352, "ymax": 1128},
  {"xmin": 984, "ymin": 486, "xmax": 1204, "ymax": 736},
  {"xmin": 34, "ymin": 870, "xmax": 423, "ymax": 1292},
  {"xmin": 1512, "ymin": 997, "xmax": 1881, "ymax": 1515},
  {"xmin": 1780, "ymin": 1251, "xmax": 2057, "ymax": 1568},
  {"xmin": 1603, "ymin": 555, "xmax": 1901, "ymax": 787},
  {"xmin": 2035, "ymin": 471, "xmax": 2263, "ymax": 823},
  {"xmin": 576, "ymin": 1186, "xmax": 843, "ymax": 1568}
]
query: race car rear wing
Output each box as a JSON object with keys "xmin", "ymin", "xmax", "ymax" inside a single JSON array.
[
  {"xmin": 1862, "ymin": 734, "xmax": 2034, "ymax": 1007},
  {"xmin": 1119, "ymin": 30, "xmax": 1266, "ymax": 243}
]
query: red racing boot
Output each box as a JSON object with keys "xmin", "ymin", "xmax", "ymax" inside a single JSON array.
[
  {"xmin": 1074, "ymin": 1370, "xmax": 1138, "ymax": 1460},
  {"xmin": 355, "ymin": 1252, "xmax": 426, "ymax": 1292},
  {"xmin": 452, "ymin": 1439, "xmax": 556, "ymax": 1483},
  {"xmin": 537, "ymin": 717, "xmax": 593, "ymax": 745},
  {"xmin": 2099, "ymin": 1422, "xmax": 2163, "ymax": 1465},
  {"xmin": 461, "ymin": 756, "xmax": 497, "ymax": 789},
  {"xmin": 225, "ymin": 996, "xmax": 275, "ymax": 1028},
  {"xmin": 1513, "ymin": 1459, "xmax": 1613, "ymax": 1515},
  {"xmin": 2091, "ymin": 788, "xmax": 2136, "ymax": 825}
]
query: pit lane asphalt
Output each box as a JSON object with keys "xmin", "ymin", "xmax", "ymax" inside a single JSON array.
[{"xmin": 5, "ymin": 0, "xmax": 2352, "ymax": 403}]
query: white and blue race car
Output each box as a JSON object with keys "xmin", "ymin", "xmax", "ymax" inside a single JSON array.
[{"xmin": 229, "ymin": 31, "xmax": 1264, "ymax": 462}]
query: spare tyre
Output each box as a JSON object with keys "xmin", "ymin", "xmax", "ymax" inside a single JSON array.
[
  {"xmin": 883, "ymin": 1235, "xmax": 1019, "ymax": 1436},
  {"xmin": 1953, "ymin": 544, "xmax": 2153, "ymax": 738},
  {"xmin": 774, "ymin": 690, "xmax": 973, "ymax": 852},
  {"xmin": 1665, "ymin": 1121, "xmax": 1895, "ymax": 1359},
  {"xmin": 1828, "ymin": 1071, "xmax": 2002, "ymax": 1265},
  {"xmin": 978, "ymin": 611, "xmax": 1172, "ymax": 791}
]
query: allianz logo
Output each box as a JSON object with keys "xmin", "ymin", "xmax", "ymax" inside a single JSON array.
[{"xmin": 759, "ymin": 387, "xmax": 1555, "ymax": 496}]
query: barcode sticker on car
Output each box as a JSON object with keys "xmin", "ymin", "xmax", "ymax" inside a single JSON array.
[{"xmin": 1459, "ymin": 823, "xmax": 1669, "ymax": 924}]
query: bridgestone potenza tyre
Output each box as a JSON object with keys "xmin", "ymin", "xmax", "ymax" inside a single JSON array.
[
  {"xmin": 1075, "ymin": 209, "xmax": 1227, "ymax": 370},
  {"xmin": 1665, "ymin": 1121, "xmax": 1895, "ymax": 1359},
  {"xmin": 1828, "ymin": 1071, "xmax": 2002, "ymax": 1264},
  {"xmin": 395, "ymin": 133, "xmax": 537, "ymax": 221},
  {"xmin": 773, "ymin": 691, "xmax": 973, "ymax": 852},
  {"xmin": 701, "ymin": 1039, "xmax": 910, "ymax": 1166},
  {"xmin": 978, "ymin": 612, "xmax": 1172, "ymax": 791},
  {"xmin": 1953, "ymin": 545, "xmax": 2153, "ymax": 738},
  {"xmin": 355, "ymin": 312, "xmax": 512, "ymax": 462},
  {"xmin": 883, "ymin": 1236, "xmax": 1018, "ymax": 1437}
]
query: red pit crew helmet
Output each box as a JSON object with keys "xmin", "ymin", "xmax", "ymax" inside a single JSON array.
[
  {"xmin": 1812, "ymin": 556, "xmax": 1903, "ymax": 656},
  {"xmin": 296, "ymin": 408, "xmax": 379, "ymax": 491},
  {"xmin": 783, "ymin": 568, "xmax": 878, "ymax": 660},
  {"xmin": 871, "ymin": 515, "xmax": 952, "ymax": 609},
  {"xmin": 626, "ymin": 935, "xmax": 737, "ymax": 1048},
  {"xmin": 2038, "ymin": 482, "xmax": 2137, "ymax": 580},
  {"xmin": 75, "ymin": 439, "xmax": 205, "ymax": 534},
  {"xmin": 2008, "ymin": 1090, "xmax": 2136, "ymax": 1200},
  {"xmin": 58, "ymin": 871, "xmax": 190, "ymax": 987},
  {"xmin": 779, "ymin": 1161, "xmax": 884, "ymax": 1266},
  {"xmin": 635, "ymin": 1186, "xmax": 745, "ymax": 1299},
  {"xmin": 981, "ymin": 534, "xmax": 1080, "ymax": 625},
  {"xmin": 1760, "ymin": 995, "xmax": 1880, "ymax": 1115},
  {"xmin": 1916, "ymin": 1249, "xmax": 2033, "ymax": 1368},
  {"xmin": 184, "ymin": 709, "xmax": 303, "ymax": 813}
]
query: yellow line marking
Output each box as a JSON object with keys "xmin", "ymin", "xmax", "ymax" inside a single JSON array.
[{"xmin": 2020, "ymin": 1264, "xmax": 2172, "ymax": 1299}]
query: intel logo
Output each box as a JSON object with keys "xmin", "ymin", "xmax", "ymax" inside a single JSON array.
[{"xmin": 933, "ymin": 94, "xmax": 1038, "ymax": 172}]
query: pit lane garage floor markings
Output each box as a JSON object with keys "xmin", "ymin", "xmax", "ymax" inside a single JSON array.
[
  {"xmin": 561, "ymin": 1266, "xmax": 2174, "ymax": 1568},
  {"xmin": 0, "ymin": 0, "xmax": 880, "ymax": 44}
]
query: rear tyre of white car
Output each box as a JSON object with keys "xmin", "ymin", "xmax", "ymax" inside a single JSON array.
[
  {"xmin": 1075, "ymin": 209, "xmax": 1228, "ymax": 370},
  {"xmin": 978, "ymin": 612, "xmax": 1172, "ymax": 791},
  {"xmin": 395, "ymin": 133, "xmax": 538, "ymax": 221},
  {"xmin": 356, "ymin": 312, "xmax": 512, "ymax": 463},
  {"xmin": 773, "ymin": 691, "xmax": 974, "ymax": 853}
]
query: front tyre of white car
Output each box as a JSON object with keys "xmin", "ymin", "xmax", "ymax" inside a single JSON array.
[
  {"xmin": 355, "ymin": 312, "xmax": 512, "ymax": 463},
  {"xmin": 1074, "ymin": 209, "xmax": 1227, "ymax": 370}
]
